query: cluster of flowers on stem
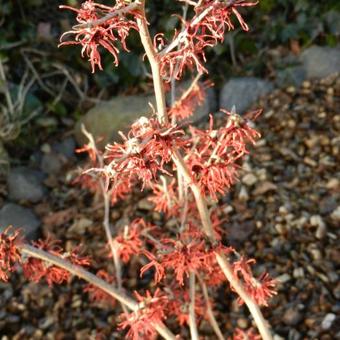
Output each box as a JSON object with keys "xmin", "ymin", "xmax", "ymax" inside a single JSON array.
[{"xmin": 0, "ymin": 0, "xmax": 278, "ymax": 339}]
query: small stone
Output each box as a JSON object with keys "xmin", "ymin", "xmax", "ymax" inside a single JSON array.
[
  {"xmin": 283, "ymin": 307, "xmax": 303, "ymax": 326},
  {"xmin": 303, "ymin": 157, "xmax": 317, "ymax": 167},
  {"xmin": 253, "ymin": 181, "xmax": 277, "ymax": 195},
  {"xmin": 276, "ymin": 273, "xmax": 292, "ymax": 284},
  {"xmin": 309, "ymin": 248, "xmax": 322, "ymax": 261},
  {"xmin": 293, "ymin": 267, "xmax": 304, "ymax": 278},
  {"xmin": 310, "ymin": 215, "xmax": 325, "ymax": 228},
  {"xmin": 67, "ymin": 218, "xmax": 92, "ymax": 235},
  {"xmin": 138, "ymin": 198, "xmax": 153, "ymax": 210},
  {"xmin": 7, "ymin": 167, "xmax": 46, "ymax": 203},
  {"xmin": 279, "ymin": 206, "xmax": 289, "ymax": 215},
  {"xmin": 306, "ymin": 265, "xmax": 316, "ymax": 275},
  {"xmin": 223, "ymin": 205, "xmax": 234, "ymax": 214},
  {"xmin": 321, "ymin": 313, "xmax": 336, "ymax": 330},
  {"xmin": 256, "ymin": 169, "xmax": 267, "ymax": 181},
  {"xmin": 310, "ymin": 215, "xmax": 327, "ymax": 239},
  {"xmin": 326, "ymin": 178, "xmax": 339, "ymax": 190},
  {"xmin": 330, "ymin": 206, "xmax": 340, "ymax": 222},
  {"xmin": 238, "ymin": 186, "xmax": 249, "ymax": 201},
  {"xmin": 41, "ymin": 143, "xmax": 51, "ymax": 153},
  {"xmin": 302, "ymin": 81, "xmax": 311, "ymax": 88},
  {"xmin": 316, "ymin": 224, "xmax": 327, "ymax": 239},
  {"xmin": 293, "ymin": 216, "xmax": 308, "ymax": 229},
  {"xmin": 304, "ymin": 136, "xmax": 319, "ymax": 148},
  {"xmin": 0, "ymin": 203, "xmax": 40, "ymax": 239},
  {"xmin": 236, "ymin": 318, "xmax": 248, "ymax": 329},
  {"xmin": 41, "ymin": 152, "xmax": 63, "ymax": 175},
  {"xmin": 39, "ymin": 316, "xmax": 54, "ymax": 330},
  {"xmin": 242, "ymin": 173, "xmax": 257, "ymax": 186},
  {"xmin": 275, "ymin": 223, "xmax": 286, "ymax": 234},
  {"xmin": 273, "ymin": 335, "xmax": 285, "ymax": 340}
]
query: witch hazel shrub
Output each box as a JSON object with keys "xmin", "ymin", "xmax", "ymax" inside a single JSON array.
[{"xmin": 0, "ymin": 1, "xmax": 277, "ymax": 339}]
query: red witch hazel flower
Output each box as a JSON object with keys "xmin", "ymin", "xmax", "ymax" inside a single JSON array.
[
  {"xmin": 167, "ymin": 286, "xmax": 206, "ymax": 326},
  {"xmin": 0, "ymin": 227, "xmax": 22, "ymax": 282},
  {"xmin": 168, "ymin": 80, "xmax": 211, "ymax": 121},
  {"xmin": 103, "ymin": 116, "xmax": 187, "ymax": 194},
  {"xmin": 84, "ymin": 269, "xmax": 116, "ymax": 306},
  {"xmin": 232, "ymin": 327, "xmax": 261, "ymax": 340},
  {"xmin": 141, "ymin": 224, "xmax": 233, "ymax": 285},
  {"xmin": 111, "ymin": 218, "xmax": 151, "ymax": 263},
  {"xmin": 59, "ymin": 0, "xmax": 138, "ymax": 72},
  {"xmin": 148, "ymin": 177, "xmax": 179, "ymax": 216},
  {"xmin": 232, "ymin": 257, "xmax": 277, "ymax": 307},
  {"xmin": 22, "ymin": 237, "xmax": 90, "ymax": 287},
  {"xmin": 157, "ymin": 0, "xmax": 257, "ymax": 80},
  {"xmin": 187, "ymin": 109, "xmax": 261, "ymax": 200},
  {"xmin": 118, "ymin": 289, "xmax": 168, "ymax": 340}
]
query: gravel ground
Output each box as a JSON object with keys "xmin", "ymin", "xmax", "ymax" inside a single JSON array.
[{"xmin": 0, "ymin": 74, "xmax": 339, "ymax": 339}]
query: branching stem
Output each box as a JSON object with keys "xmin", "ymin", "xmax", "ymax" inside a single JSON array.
[
  {"xmin": 20, "ymin": 244, "xmax": 176, "ymax": 340},
  {"xmin": 189, "ymin": 272, "xmax": 199, "ymax": 340},
  {"xmin": 136, "ymin": 0, "xmax": 167, "ymax": 124}
]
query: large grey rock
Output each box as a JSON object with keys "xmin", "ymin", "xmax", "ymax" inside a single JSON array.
[
  {"xmin": 7, "ymin": 167, "xmax": 46, "ymax": 203},
  {"xmin": 220, "ymin": 77, "xmax": 273, "ymax": 114},
  {"xmin": 276, "ymin": 66, "xmax": 306, "ymax": 88},
  {"xmin": 0, "ymin": 203, "xmax": 41, "ymax": 239},
  {"xmin": 75, "ymin": 94, "xmax": 156, "ymax": 148},
  {"xmin": 300, "ymin": 46, "xmax": 340, "ymax": 79}
]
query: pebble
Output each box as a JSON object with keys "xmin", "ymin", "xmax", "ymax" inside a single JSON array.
[
  {"xmin": 315, "ymin": 223, "xmax": 327, "ymax": 239},
  {"xmin": 321, "ymin": 313, "xmax": 336, "ymax": 330},
  {"xmin": 253, "ymin": 181, "xmax": 277, "ymax": 195},
  {"xmin": 310, "ymin": 215, "xmax": 326, "ymax": 238},
  {"xmin": 242, "ymin": 173, "xmax": 258, "ymax": 186},
  {"xmin": 137, "ymin": 198, "xmax": 153, "ymax": 210},
  {"xmin": 41, "ymin": 152, "xmax": 63, "ymax": 175},
  {"xmin": 293, "ymin": 216, "xmax": 308, "ymax": 229},
  {"xmin": 236, "ymin": 318, "xmax": 248, "ymax": 329},
  {"xmin": 326, "ymin": 178, "xmax": 339, "ymax": 190},
  {"xmin": 238, "ymin": 186, "xmax": 249, "ymax": 201},
  {"xmin": 273, "ymin": 335, "xmax": 285, "ymax": 340},
  {"xmin": 276, "ymin": 273, "xmax": 292, "ymax": 284},
  {"xmin": 293, "ymin": 267, "xmax": 304, "ymax": 278},
  {"xmin": 283, "ymin": 307, "xmax": 303, "ymax": 326},
  {"xmin": 275, "ymin": 223, "xmax": 286, "ymax": 234},
  {"xmin": 330, "ymin": 206, "xmax": 340, "ymax": 221},
  {"xmin": 67, "ymin": 218, "xmax": 92, "ymax": 235},
  {"xmin": 310, "ymin": 215, "xmax": 326, "ymax": 236}
]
